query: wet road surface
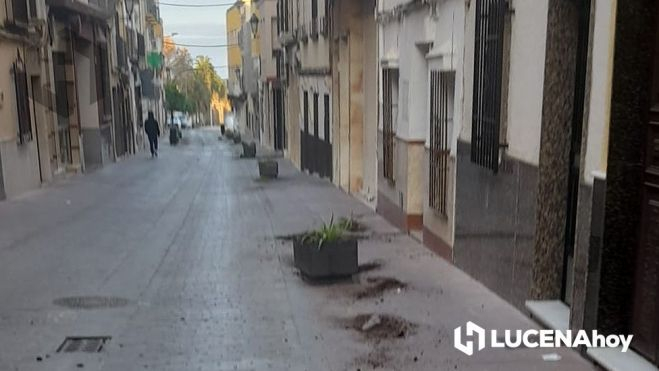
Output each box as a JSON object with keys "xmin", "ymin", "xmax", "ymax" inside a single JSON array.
[{"xmin": 0, "ymin": 129, "xmax": 595, "ymax": 370}]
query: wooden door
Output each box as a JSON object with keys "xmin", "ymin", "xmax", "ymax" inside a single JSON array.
[{"xmin": 631, "ymin": 8, "xmax": 659, "ymax": 363}]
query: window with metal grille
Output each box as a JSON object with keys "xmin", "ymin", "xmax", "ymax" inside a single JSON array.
[
  {"xmin": 11, "ymin": 0, "xmax": 29, "ymax": 23},
  {"xmin": 382, "ymin": 68, "xmax": 399, "ymax": 183},
  {"xmin": 303, "ymin": 91, "xmax": 309, "ymax": 133},
  {"xmin": 96, "ymin": 46, "xmax": 112, "ymax": 117},
  {"xmin": 28, "ymin": 0, "xmax": 37, "ymax": 18},
  {"xmin": 12, "ymin": 59, "xmax": 32, "ymax": 144},
  {"xmin": 281, "ymin": 0, "xmax": 289, "ymax": 33},
  {"xmin": 430, "ymin": 71, "xmax": 455, "ymax": 216},
  {"xmin": 313, "ymin": 93, "xmax": 319, "ymax": 138},
  {"xmin": 312, "ymin": 0, "xmax": 318, "ymax": 20},
  {"xmin": 324, "ymin": 94, "xmax": 330, "ymax": 142},
  {"xmin": 471, "ymin": 0, "xmax": 508, "ymax": 173}
]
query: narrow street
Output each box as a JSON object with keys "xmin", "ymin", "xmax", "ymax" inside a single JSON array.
[{"xmin": 0, "ymin": 129, "xmax": 593, "ymax": 371}]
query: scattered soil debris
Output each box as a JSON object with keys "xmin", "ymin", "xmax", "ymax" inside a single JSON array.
[
  {"xmin": 357, "ymin": 261, "xmax": 384, "ymax": 274},
  {"xmin": 274, "ymin": 233, "xmax": 303, "ymax": 241},
  {"xmin": 355, "ymin": 277, "xmax": 407, "ymax": 300},
  {"xmin": 354, "ymin": 347, "xmax": 392, "ymax": 370},
  {"xmin": 349, "ymin": 313, "xmax": 417, "ymax": 340}
]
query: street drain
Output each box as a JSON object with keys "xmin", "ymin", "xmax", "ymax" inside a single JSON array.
[
  {"xmin": 57, "ymin": 337, "xmax": 111, "ymax": 353},
  {"xmin": 53, "ymin": 296, "xmax": 129, "ymax": 309}
]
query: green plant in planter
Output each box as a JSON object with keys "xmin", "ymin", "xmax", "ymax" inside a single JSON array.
[
  {"xmin": 301, "ymin": 216, "xmax": 346, "ymax": 249},
  {"xmin": 337, "ymin": 214, "xmax": 366, "ymax": 233}
]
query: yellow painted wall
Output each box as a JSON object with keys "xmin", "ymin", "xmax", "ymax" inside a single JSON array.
[
  {"xmin": 227, "ymin": 5, "xmax": 242, "ymax": 73},
  {"xmin": 227, "ymin": 1, "xmax": 261, "ymax": 71},
  {"xmin": 0, "ymin": 44, "xmax": 20, "ymax": 141},
  {"xmin": 251, "ymin": 7, "xmax": 260, "ymax": 58}
]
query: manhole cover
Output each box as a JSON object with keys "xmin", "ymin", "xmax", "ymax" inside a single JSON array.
[
  {"xmin": 53, "ymin": 296, "xmax": 129, "ymax": 309},
  {"xmin": 57, "ymin": 336, "xmax": 111, "ymax": 353}
]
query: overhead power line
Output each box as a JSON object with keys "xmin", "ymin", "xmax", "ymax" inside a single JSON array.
[
  {"xmin": 165, "ymin": 41, "xmax": 237, "ymax": 48},
  {"xmin": 159, "ymin": 1, "xmax": 237, "ymax": 7}
]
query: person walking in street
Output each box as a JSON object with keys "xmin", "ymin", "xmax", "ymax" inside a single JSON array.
[{"xmin": 145, "ymin": 111, "xmax": 160, "ymax": 157}]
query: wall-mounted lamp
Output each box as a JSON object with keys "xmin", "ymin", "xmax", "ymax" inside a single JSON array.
[{"xmin": 249, "ymin": 13, "xmax": 259, "ymax": 38}]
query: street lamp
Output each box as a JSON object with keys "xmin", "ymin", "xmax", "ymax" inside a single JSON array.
[{"xmin": 249, "ymin": 13, "xmax": 259, "ymax": 38}]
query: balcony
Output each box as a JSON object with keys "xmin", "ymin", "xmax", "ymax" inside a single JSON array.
[
  {"xmin": 146, "ymin": 0, "xmax": 159, "ymax": 18},
  {"xmin": 145, "ymin": 0, "xmax": 160, "ymax": 25},
  {"xmin": 3, "ymin": 0, "xmax": 30, "ymax": 36},
  {"xmin": 46, "ymin": 0, "xmax": 113, "ymax": 20}
]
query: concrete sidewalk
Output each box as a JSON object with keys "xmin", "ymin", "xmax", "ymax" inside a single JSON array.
[
  {"xmin": 0, "ymin": 130, "xmax": 594, "ymax": 370},
  {"xmin": 246, "ymin": 158, "xmax": 595, "ymax": 371}
]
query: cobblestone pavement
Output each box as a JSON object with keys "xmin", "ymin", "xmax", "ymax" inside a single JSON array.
[{"xmin": 0, "ymin": 129, "xmax": 595, "ymax": 371}]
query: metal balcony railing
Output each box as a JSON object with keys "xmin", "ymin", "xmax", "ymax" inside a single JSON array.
[{"xmin": 46, "ymin": 0, "xmax": 113, "ymax": 19}]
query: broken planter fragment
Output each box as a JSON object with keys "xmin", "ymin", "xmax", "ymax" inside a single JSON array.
[
  {"xmin": 258, "ymin": 160, "xmax": 278, "ymax": 178},
  {"xmin": 293, "ymin": 238, "xmax": 358, "ymax": 279}
]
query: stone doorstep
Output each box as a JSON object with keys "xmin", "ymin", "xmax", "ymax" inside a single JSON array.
[
  {"xmin": 525, "ymin": 300, "xmax": 658, "ymax": 371},
  {"xmin": 587, "ymin": 347, "xmax": 657, "ymax": 371},
  {"xmin": 526, "ymin": 300, "xmax": 570, "ymax": 330}
]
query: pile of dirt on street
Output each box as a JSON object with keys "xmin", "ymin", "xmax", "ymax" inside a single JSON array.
[
  {"xmin": 353, "ymin": 347, "xmax": 392, "ymax": 370},
  {"xmin": 357, "ymin": 260, "xmax": 384, "ymax": 274},
  {"xmin": 349, "ymin": 313, "xmax": 417, "ymax": 340},
  {"xmin": 355, "ymin": 277, "xmax": 407, "ymax": 299}
]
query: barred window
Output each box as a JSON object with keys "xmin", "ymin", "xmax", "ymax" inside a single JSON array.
[
  {"xmin": 12, "ymin": 59, "xmax": 32, "ymax": 144},
  {"xmin": 324, "ymin": 94, "xmax": 330, "ymax": 142},
  {"xmin": 430, "ymin": 71, "xmax": 455, "ymax": 216},
  {"xmin": 313, "ymin": 93, "xmax": 319, "ymax": 137},
  {"xmin": 382, "ymin": 68, "xmax": 399, "ymax": 183},
  {"xmin": 303, "ymin": 91, "xmax": 309, "ymax": 133},
  {"xmin": 471, "ymin": 0, "xmax": 508, "ymax": 173},
  {"xmin": 28, "ymin": 0, "xmax": 37, "ymax": 19},
  {"xmin": 11, "ymin": 0, "xmax": 29, "ymax": 23}
]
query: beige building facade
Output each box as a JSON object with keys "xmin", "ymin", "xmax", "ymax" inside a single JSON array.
[{"xmin": 0, "ymin": 0, "xmax": 163, "ymax": 201}]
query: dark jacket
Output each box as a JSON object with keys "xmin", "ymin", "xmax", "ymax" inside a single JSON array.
[{"xmin": 145, "ymin": 115, "xmax": 160, "ymax": 138}]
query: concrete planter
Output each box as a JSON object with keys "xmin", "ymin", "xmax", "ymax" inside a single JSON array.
[
  {"xmin": 225, "ymin": 130, "xmax": 234, "ymax": 140},
  {"xmin": 233, "ymin": 133, "xmax": 241, "ymax": 144},
  {"xmin": 242, "ymin": 142, "xmax": 257, "ymax": 158},
  {"xmin": 169, "ymin": 128, "xmax": 180, "ymax": 145},
  {"xmin": 293, "ymin": 238, "xmax": 358, "ymax": 279},
  {"xmin": 258, "ymin": 160, "xmax": 278, "ymax": 178}
]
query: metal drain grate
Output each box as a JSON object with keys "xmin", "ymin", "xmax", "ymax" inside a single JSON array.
[
  {"xmin": 57, "ymin": 337, "xmax": 111, "ymax": 353},
  {"xmin": 53, "ymin": 296, "xmax": 129, "ymax": 309}
]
